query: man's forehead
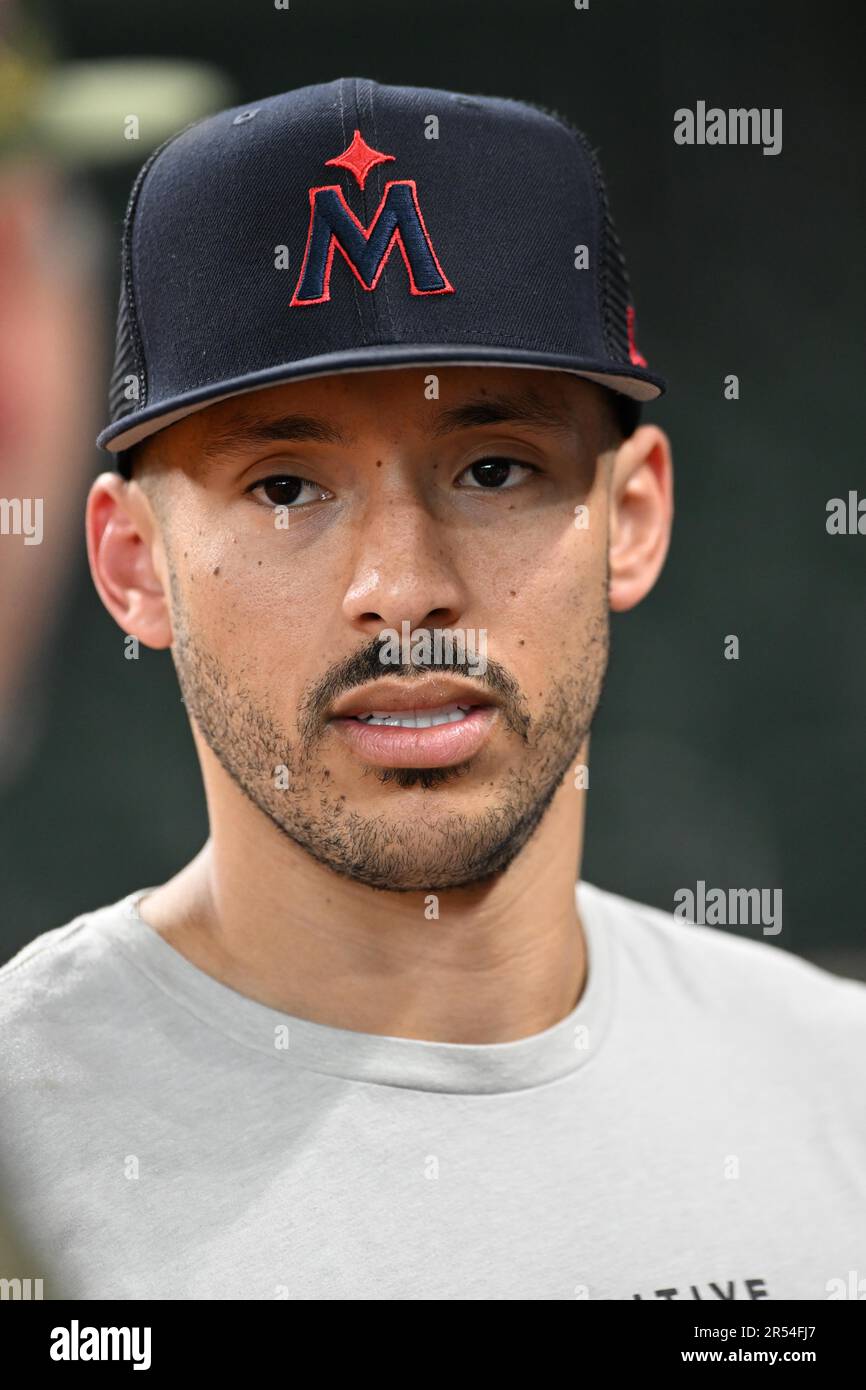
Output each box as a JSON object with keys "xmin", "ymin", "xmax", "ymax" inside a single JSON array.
[{"xmin": 188, "ymin": 366, "xmax": 596, "ymax": 457}]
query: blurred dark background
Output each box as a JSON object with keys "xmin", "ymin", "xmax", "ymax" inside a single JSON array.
[{"xmin": 1, "ymin": 0, "xmax": 863, "ymax": 972}]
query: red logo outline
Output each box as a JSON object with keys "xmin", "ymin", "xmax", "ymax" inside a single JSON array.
[{"xmin": 290, "ymin": 179, "xmax": 454, "ymax": 307}]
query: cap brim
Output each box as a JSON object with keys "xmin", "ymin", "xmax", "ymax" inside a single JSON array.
[{"xmin": 97, "ymin": 343, "xmax": 666, "ymax": 453}]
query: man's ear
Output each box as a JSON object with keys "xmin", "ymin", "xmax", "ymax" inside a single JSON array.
[
  {"xmin": 85, "ymin": 472, "xmax": 173, "ymax": 649},
  {"xmin": 607, "ymin": 424, "xmax": 674, "ymax": 612}
]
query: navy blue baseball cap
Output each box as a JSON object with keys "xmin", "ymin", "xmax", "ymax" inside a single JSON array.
[{"xmin": 98, "ymin": 76, "xmax": 666, "ymax": 471}]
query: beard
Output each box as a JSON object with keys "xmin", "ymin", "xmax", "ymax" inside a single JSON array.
[{"xmin": 170, "ymin": 582, "xmax": 609, "ymax": 893}]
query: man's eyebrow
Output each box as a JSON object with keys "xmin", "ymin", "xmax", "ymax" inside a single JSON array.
[
  {"xmin": 198, "ymin": 392, "xmax": 577, "ymax": 467},
  {"xmin": 201, "ymin": 414, "xmax": 349, "ymax": 461},
  {"xmin": 431, "ymin": 391, "xmax": 577, "ymax": 436}
]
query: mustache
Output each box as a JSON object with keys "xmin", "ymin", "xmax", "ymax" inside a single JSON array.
[{"xmin": 298, "ymin": 631, "xmax": 530, "ymax": 743}]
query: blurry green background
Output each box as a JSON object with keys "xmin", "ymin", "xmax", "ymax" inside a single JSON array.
[{"xmin": 1, "ymin": 0, "xmax": 863, "ymax": 972}]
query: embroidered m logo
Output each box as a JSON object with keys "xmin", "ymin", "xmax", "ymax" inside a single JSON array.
[{"xmin": 291, "ymin": 181, "xmax": 454, "ymax": 306}]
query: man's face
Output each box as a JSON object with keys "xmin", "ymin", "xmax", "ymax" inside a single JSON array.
[{"xmin": 137, "ymin": 366, "xmax": 618, "ymax": 891}]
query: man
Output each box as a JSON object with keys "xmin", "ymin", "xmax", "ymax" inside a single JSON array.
[{"xmin": 1, "ymin": 78, "xmax": 864, "ymax": 1302}]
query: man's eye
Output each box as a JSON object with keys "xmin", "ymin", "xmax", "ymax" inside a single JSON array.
[
  {"xmin": 247, "ymin": 475, "xmax": 330, "ymax": 508},
  {"xmin": 455, "ymin": 458, "xmax": 536, "ymax": 490}
]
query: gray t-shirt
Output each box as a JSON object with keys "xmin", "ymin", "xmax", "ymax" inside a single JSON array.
[{"xmin": 1, "ymin": 880, "xmax": 864, "ymax": 1301}]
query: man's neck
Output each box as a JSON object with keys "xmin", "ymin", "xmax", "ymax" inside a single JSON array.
[{"xmin": 137, "ymin": 777, "xmax": 588, "ymax": 1046}]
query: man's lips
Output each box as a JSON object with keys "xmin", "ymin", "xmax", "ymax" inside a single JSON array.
[
  {"xmin": 327, "ymin": 677, "xmax": 497, "ymax": 720},
  {"xmin": 330, "ymin": 706, "xmax": 497, "ymax": 768},
  {"xmin": 327, "ymin": 679, "xmax": 498, "ymax": 768}
]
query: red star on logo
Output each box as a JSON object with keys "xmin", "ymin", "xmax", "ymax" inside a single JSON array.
[{"xmin": 325, "ymin": 129, "xmax": 395, "ymax": 190}]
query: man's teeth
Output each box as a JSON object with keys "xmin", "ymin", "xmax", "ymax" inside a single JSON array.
[{"xmin": 354, "ymin": 702, "xmax": 473, "ymax": 728}]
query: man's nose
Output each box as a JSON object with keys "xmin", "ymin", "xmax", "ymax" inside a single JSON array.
[{"xmin": 341, "ymin": 485, "xmax": 470, "ymax": 637}]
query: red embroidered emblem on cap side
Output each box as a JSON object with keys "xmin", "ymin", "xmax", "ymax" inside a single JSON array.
[{"xmin": 626, "ymin": 305, "xmax": 648, "ymax": 367}]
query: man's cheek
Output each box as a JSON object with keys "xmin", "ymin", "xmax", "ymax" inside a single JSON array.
[{"xmin": 213, "ymin": 559, "xmax": 330, "ymax": 640}]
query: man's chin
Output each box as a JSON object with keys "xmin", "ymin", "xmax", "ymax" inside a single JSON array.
[
  {"xmin": 301, "ymin": 812, "xmax": 534, "ymax": 894},
  {"xmin": 335, "ymin": 852, "xmax": 513, "ymax": 896},
  {"xmin": 274, "ymin": 752, "xmax": 567, "ymax": 892}
]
